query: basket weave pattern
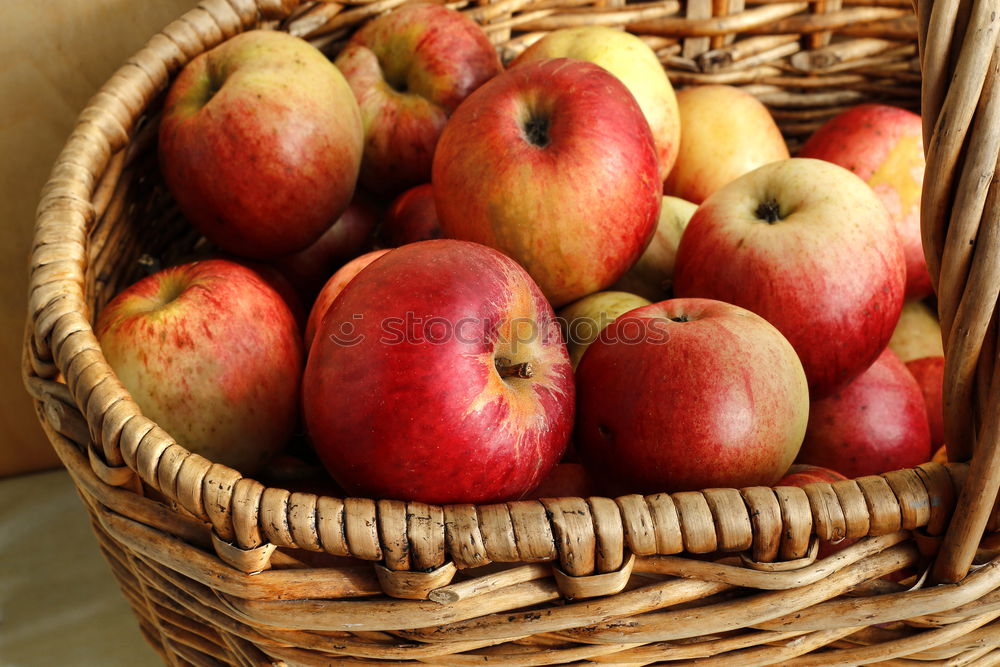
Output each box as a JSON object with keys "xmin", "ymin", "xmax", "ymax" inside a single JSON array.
[{"xmin": 23, "ymin": 0, "xmax": 1000, "ymax": 664}]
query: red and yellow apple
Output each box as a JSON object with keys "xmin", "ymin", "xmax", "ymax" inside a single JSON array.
[
  {"xmin": 433, "ymin": 58, "xmax": 662, "ymax": 307},
  {"xmin": 334, "ymin": 4, "xmax": 501, "ymax": 195},
  {"xmin": 96, "ymin": 259, "xmax": 303, "ymax": 474},
  {"xmin": 664, "ymin": 85, "xmax": 789, "ymax": 204},
  {"xmin": 524, "ymin": 463, "xmax": 595, "ymax": 499},
  {"xmin": 612, "ymin": 195, "xmax": 697, "ymax": 301},
  {"xmin": 159, "ymin": 30, "xmax": 363, "ymax": 259},
  {"xmin": 673, "ymin": 158, "xmax": 906, "ymax": 398},
  {"xmin": 888, "ymin": 300, "xmax": 945, "ymax": 448},
  {"xmin": 799, "ymin": 104, "xmax": 930, "ymax": 298},
  {"xmin": 795, "ymin": 348, "xmax": 932, "ymax": 478},
  {"xmin": 302, "ymin": 240, "xmax": 574, "ymax": 504},
  {"xmin": 510, "ymin": 26, "xmax": 680, "ymax": 183},
  {"xmin": 575, "ymin": 298, "xmax": 809, "ymax": 494},
  {"xmin": 557, "ymin": 291, "xmax": 651, "ymax": 370},
  {"xmin": 376, "ymin": 184, "xmax": 441, "ymax": 248},
  {"xmin": 305, "ymin": 248, "xmax": 391, "ymax": 348}
]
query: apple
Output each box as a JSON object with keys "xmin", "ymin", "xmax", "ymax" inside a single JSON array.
[
  {"xmin": 510, "ymin": 26, "xmax": 680, "ymax": 183},
  {"xmin": 270, "ymin": 194, "xmax": 381, "ymax": 300},
  {"xmin": 557, "ymin": 291, "xmax": 652, "ymax": 370},
  {"xmin": 575, "ymin": 298, "xmax": 809, "ymax": 494},
  {"xmin": 524, "ymin": 463, "xmax": 595, "ymax": 499},
  {"xmin": 302, "ymin": 240, "xmax": 574, "ymax": 504},
  {"xmin": 95, "ymin": 259, "xmax": 303, "ymax": 474},
  {"xmin": 796, "ymin": 348, "xmax": 932, "ymax": 478},
  {"xmin": 798, "ymin": 104, "xmax": 931, "ymax": 298},
  {"xmin": 906, "ymin": 355, "xmax": 945, "ymax": 450},
  {"xmin": 612, "ymin": 196, "xmax": 697, "ymax": 302},
  {"xmin": 433, "ymin": 58, "xmax": 662, "ymax": 307},
  {"xmin": 889, "ymin": 299, "xmax": 943, "ymax": 362},
  {"xmin": 305, "ymin": 248, "xmax": 391, "ymax": 349},
  {"xmin": 159, "ymin": 30, "xmax": 363, "ymax": 259},
  {"xmin": 664, "ymin": 85, "xmax": 789, "ymax": 204},
  {"xmin": 376, "ymin": 184, "xmax": 441, "ymax": 248},
  {"xmin": 777, "ymin": 463, "xmax": 848, "ymax": 487},
  {"xmin": 673, "ymin": 158, "xmax": 906, "ymax": 398},
  {"xmin": 334, "ymin": 4, "xmax": 502, "ymax": 196}
]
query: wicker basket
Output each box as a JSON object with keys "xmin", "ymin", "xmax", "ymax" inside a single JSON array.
[{"xmin": 23, "ymin": 0, "xmax": 1000, "ymax": 664}]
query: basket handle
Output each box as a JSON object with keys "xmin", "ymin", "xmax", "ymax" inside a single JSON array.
[{"xmin": 918, "ymin": 0, "xmax": 1000, "ymax": 583}]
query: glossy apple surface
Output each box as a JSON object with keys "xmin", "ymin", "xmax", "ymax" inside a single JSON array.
[
  {"xmin": 96, "ymin": 259, "xmax": 303, "ymax": 474},
  {"xmin": 796, "ymin": 348, "xmax": 932, "ymax": 478},
  {"xmin": 575, "ymin": 298, "xmax": 809, "ymax": 494},
  {"xmin": 159, "ymin": 30, "xmax": 363, "ymax": 259},
  {"xmin": 799, "ymin": 104, "xmax": 930, "ymax": 298},
  {"xmin": 674, "ymin": 158, "xmax": 906, "ymax": 398},
  {"xmin": 303, "ymin": 240, "xmax": 574, "ymax": 503},
  {"xmin": 664, "ymin": 85, "xmax": 789, "ymax": 204},
  {"xmin": 433, "ymin": 58, "xmax": 662, "ymax": 307},
  {"xmin": 510, "ymin": 26, "xmax": 680, "ymax": 182},
  {"xmin": 335, "ymin": 4, "xmax": 501, "ymax": 195}
]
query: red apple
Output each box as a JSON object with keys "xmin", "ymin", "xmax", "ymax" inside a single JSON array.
[
  {"xmin": 302, "ymin": 240, "xmax": 574, "ymax": 504},
  {"xmin": 159, "ymin": 30, "xmax": 363, "ymax": 259},
  {"xmin": 305, "ymin": 248, "xmax": 391, "ymax": 349},
  {"xmin": 796, "ymin": 348, "xmax": 932, "ymax": 478},
  {"xmin": 96, "ymin": 259, "xmax": 303, "ymax": 474},
  {"xmin": 575, "ymin": 298, "xmax": 809, "ymax": 494},
  {"xmin": 524, "ymin": 463, "xmax": 595, "ymax": 499},
  {"xmin": 376, "ymin": 184, "xmax": 441, "ymax": 248},
  {"xmin": 510, "ymin": 26, "xmax": 680, "ymax": 183},
  {"xmin": 270, "ymin": 194, "xmax": 381, "ymax": 300},
  {"xmin": 433, "ymin": 58, "xmax": 662, "ymax": 307},
  {"xmin": 777, "ymin": 463, "xmax": 848, "ymax": 487},
  {"xmin": 906, "ymin": 355, "xmax": 945, "ymax": 450},
  {"xmin": 674, "ymin": 158, "xmax": 906, "ymax": 398},
  {"xmin": 799, "ymin": 104, "xmax": 930, "ymax": 298},
  {"xmin": 334, "ymin": 4, "xmax": 502, "ymax": 196},
  {"xmin": 664, "ymin": 85, "xmax": 789, "ymax": 204}
]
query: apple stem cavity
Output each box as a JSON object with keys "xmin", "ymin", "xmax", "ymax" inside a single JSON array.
[
  {"xmin": 523, "ymin": 114, "xmax": 550, "ymax": 148},
  {"xmin": 496, "ymin": 357, "xmax": 534, "ymax": 379},
  {"xmin": 668, "ymin": 315, "xmax": 689, "ymax": 323},
  {"xmin": 755, "ymin": 198, "xmax": 784, "ymax": 224}
]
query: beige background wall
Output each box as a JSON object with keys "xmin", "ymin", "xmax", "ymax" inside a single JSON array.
[{"xmin": 1, "ymin": 0, "xmax": 197, "ymax": 477}]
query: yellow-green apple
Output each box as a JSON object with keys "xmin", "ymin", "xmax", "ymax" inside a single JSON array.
[
  {"xmin": 799, "ymin": 105, "xmax": 930, "ymax": 298},
  {"xmin": 612, "ymin": 196, "xmax": 697, "ymax": 301},
  {"xmin": 159, "ymin": 30, "xmax": 363, "ymax": 259},
  {"xmin": 887, "ymin": 300, "xmax": 945, "ymax": 448},
  {"xmin": 334, "ymin": 4, "xmax": 501, "ymax": 196},
  {"xmin": 575, "ymin": 298, "xmax": 809, "ymax": 494},
  {"xmin": 433, "ymin": 58, "xmax": 662, "ymax": 307},
  {"xmin": 305, "ymin": 248, "xmax": 391, "ymax": 348},
  {"xmin": 510, "ymin": 26, "xmax": 680, "ymax": 183},
  {"xmin": 673, "ymin": 158, "xmax": 906, "ymax": 398},
  {"xmin": 664, "ymin": 85, "xmax": 789, "ymax": 204},
  {"xmin": 889, "ymin": 300, "xmax": 943, "ymax": 362},
  {"xmin": 270, "ymin": 194, "xmax": 381, "ymax": 301},
  {"xmin": 557, "ymin": 291, "xmax": 651, "ymax": 370},
  {"xmin": 95, "ymin": 259, "xmax": 303, "ymax": 474},
  {"xmin": 302, "ymin": 240, "xmax": 574, "ymax": 503},
  {"xmin": 376, "ymin": 184, "xmax": 441, "ymax": 248},
  {"xmin": 795, "ymin": 348, "xmax": 931, "ymax": 478}
]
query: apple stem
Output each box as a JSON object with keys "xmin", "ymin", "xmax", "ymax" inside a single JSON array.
[
  {"xmin": 756, "ymin": 199, "xmax": 783, "ymax": 224},
  {"xmin": 496, "ymin": 358, "xmax": 534, "ymax": 379}
]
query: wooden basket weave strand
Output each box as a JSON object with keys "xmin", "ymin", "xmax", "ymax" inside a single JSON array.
[{"xmin": 23, "ymin": 0, "xmax": 1000, "ymax": 664}]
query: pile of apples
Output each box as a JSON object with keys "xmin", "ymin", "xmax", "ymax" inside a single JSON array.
[{"xmin": 95, "ymin": 5, "xmax": 944, "ymax": 508}]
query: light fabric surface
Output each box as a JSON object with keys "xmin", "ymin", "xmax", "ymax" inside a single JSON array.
[{"xmin": 0, "ymin": 469, "xmax": 160, "ymax": 666}]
